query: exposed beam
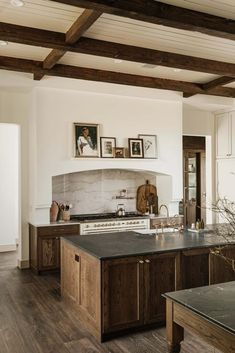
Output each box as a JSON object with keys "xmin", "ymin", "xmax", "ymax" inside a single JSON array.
[
  {"xmin": 1, "ymin": 23, "xmax": 235, "ymax": 78},
  {"xmin": 186, "ymin": 76, "xmax": 235, "ymax": 98},
  {"xmin": 43, "ymin": 9, "xmax": 101, "ymax": 70},
  {"xmin": 1, "ymin": 56, "xmax": 235, "ymax": 98},
  {"xmin": 50, "ymin": 0, "xmax": 235, "ymax": 41},
  {"xmin": 202, "ymin": 76, "xmax": 235, "ymax": 91}
]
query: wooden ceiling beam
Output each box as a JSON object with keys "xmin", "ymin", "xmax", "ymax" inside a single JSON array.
[
  {"xmin": 202, "ymin": 76, "xmax": 235, "ymax": 91},
  {"xmin": 50, "ymin": 0, "xmax": 235, "ymax": 41},
  {"xmin": 42, "ymin": 9, "xmax": 102, "ymax": 71},
  {"xmin": 185, "ymin": 76, "xmax": 235, "ymax": 98},
  {"xmin": 1, "ymin": 56, "xmax": 235, "ymax": 98},
  {"xmin": 1, "ymin": 23, "xmax": 235, "ymax": 78}
]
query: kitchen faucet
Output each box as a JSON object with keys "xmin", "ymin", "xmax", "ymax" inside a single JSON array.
[{"xmin": 159, "ymin": 204, "xmax": 169, "ymax": 218}]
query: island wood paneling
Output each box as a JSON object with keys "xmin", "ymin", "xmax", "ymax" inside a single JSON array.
[
  {"xmin": 210, "ymin": 245, "xmax": 235, "ymax": 284},
  {"xmin": 60, "ymin": 239, "xmax": 101, "ymax": 341},
  {"xmin": 102, "ymin": 256, "xmax": 144, "ymax": 333},
  {"xmin": 182, "ymin": 248, "xmax": 210, "ymax": 289},
  {"xmin": 144, "ymin": 252, "xmax": 180, "ymax": 325}
]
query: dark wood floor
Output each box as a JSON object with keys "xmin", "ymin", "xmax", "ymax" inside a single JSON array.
[{"xmin": 0, "ymin": 252, "xmax": 220, "ymax": 353}]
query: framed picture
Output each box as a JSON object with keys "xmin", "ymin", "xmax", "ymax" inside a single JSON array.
[
  {"xmin": 138, "ymin": 134, "xmax": 157, "ymax": 159},
  {"xmin": 100, "ymin": 137, "xmax": 116, "ymax": 158},
  {"xmin": 128, "ymin": 138, "xmax": 144, "ymax": 158},
  {"xmin": 114, "ymin": 147, "xmax": 125, "ymax": 158},
  {"xmin": 74, "ymin": 123, "xmax": 100, "ymax": 158}
]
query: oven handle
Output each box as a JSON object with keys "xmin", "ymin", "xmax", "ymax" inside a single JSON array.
[{"xmin": 81, "ymin": 226, "xmax": 148, "ymax": 235}]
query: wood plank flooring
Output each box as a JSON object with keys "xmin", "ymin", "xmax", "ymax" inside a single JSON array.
[{"xmin": 0, "ymin": 252, "xmax": 221, "ymax": 353}]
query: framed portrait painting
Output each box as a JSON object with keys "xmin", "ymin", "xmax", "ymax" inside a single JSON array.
[
  {"xmin": 100, "ymin": 137, "xmax": 116, "ymax": 158},
  {"xmin": 74, "ymin": 123, "xmax": 100, "ymax": 158},
  {"xmin": 128, "ymin": 138, "xmax": 144, "ymax": 158},
  {"xmin": 138, "ymin": 134, "xmax": 157, "ymax": 159}
]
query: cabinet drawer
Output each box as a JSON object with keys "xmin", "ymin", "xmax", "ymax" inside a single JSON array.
[{"xmin": 38, "ymin": 225, "xmax": 79, "ymax": 236}]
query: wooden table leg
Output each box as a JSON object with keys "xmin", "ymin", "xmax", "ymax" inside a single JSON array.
[{"xmin": 166, "ymin": 299, "xmax": 184, "ymax": 353}]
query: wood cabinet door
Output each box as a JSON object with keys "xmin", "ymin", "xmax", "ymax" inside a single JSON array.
[
  {"xmin": 144, "ymin": 252, "xmax": 179, "ymax": 324},
  {"xmin": 182, "ymin": 249, "xmax": 209, "ymax": 289},
  {"xmin": 210, "ymin": 245, "xmax": 235, "ymax": 285},
  {"xmin": 102, "ymin": 256, "xmax": 144, "ymax": 333},
  {"xmin": 38, "ymin": 236, "xmax": 60, "ymax": 270}
]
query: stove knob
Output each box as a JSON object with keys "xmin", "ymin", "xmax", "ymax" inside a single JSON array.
[
  {"xmin": 112, "ymin": 223, "xmax": 115, "ymax": 226},
  {"xmin": 85, "ymin": 225, "xmax": 89, "ymax": 228}
]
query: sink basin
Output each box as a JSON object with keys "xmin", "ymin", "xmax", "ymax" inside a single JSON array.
[{"xmin": 135, "ymin": 228, "xmax": 176, "ymax": 235}]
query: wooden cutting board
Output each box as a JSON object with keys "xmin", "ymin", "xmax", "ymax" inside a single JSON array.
[{"xmin": 136, "ymin": 180, "xmax": 158, "ymax": 214}]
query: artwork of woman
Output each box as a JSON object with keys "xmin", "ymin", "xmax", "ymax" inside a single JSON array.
[{"xmin": 74, "ymin": 123, "xmax": 99, "ymax": 157}]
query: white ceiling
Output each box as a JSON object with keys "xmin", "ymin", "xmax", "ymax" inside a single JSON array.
[{"xmin": 0, "ymin": 0, "xmax": 235, "ymax": 103}]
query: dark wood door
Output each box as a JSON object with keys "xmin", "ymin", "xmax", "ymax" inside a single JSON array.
[
  {"xmin": 144, "ymin": 252, "xmax": 179, "ymax": 324},
  {"xmin": 102, "ymin": 256, "xmax": 144, "ymax": 333},
  {"xmin": 182, "ymin": 249, "xmax": 209, "ymax": 289},
  {"xmin": 38, "ymin": 236, "xmax": 60, "ymax": 271},
  {"xmin": 210, "ymin": 245, "xmax": 235, "ymax": 284}
]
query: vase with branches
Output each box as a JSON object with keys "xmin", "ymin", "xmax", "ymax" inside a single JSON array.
[{"xmin": 211, "ymin": 198, "xmax": 235, "ymax": 271}]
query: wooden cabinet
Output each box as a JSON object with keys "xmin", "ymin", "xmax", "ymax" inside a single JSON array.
[
  {"xmin": 29, "ymin": 224, "xmax": 79, "ymax": 274},
  {"xmin": 181, "ymin": 248, "xmax": 209, "ymax": 289},
  {"xmin": 102, "ymin": 256, "xmax": 144, "ymax": 333},
  {"xmin": 38, "ymin": 236, "xmax": 60, "ymax": 270},
  {"xmin": 102, "ymin": 252, "xmax": 180, "ymax": 334},
  {"xmin": 210, "ymin": 245, "xmax": 235, "ymax": 284},
  {"xmin": 216, "ymin": 111, "xmax": 235, "ymax": 158},
  {"xmin": 144, "ymin": 252, "xmax": 180, "ymax": 324}
]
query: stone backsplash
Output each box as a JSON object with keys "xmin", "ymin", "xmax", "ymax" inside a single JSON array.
[{"xmin": 52, "ymin": 169, "xmax": 156, "ymax": 215}]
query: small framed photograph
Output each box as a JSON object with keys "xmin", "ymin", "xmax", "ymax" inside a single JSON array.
[
  {"xmin": 114, "ymin": 147, "xmax": 125, "ymax": 158},
  {"xmin": 138, "ymin": 134, "xmax": 157, "ymax": 159},
  {"xmin": 128, "ymin": 138, "xmax": 144, "ymax": 158},
  {"xmin": 100, "ymin": 137, "xmax": 116, "ymax": 158},
  {"xmin": 74, "ymin": 123, "xmax": 100, "ymax": 158}
]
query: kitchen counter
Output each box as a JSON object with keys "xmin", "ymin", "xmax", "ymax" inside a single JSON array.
[
  {"xmin": 165, "ymin": 281, "xmax": 235, "ymax": 335},
  {"xmin": 30, "ymin": 220, "xmax": 81, "ymax": 227},
  {"xmin": 62, "ymin": 228, "xmax": 231, "ymax": 260},
  {"xmin": 164, "ymin": 282, "xmax": 235, "ymax": 352}
]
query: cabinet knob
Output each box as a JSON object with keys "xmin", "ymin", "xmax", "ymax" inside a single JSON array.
[
  {"xmin": 139, "ymin": 260, "xmax": 144, "ymax": 264},
  {"xmin": 55, "ymin": 237, "xmax": 59, "ymax": 240},
  {"xmin": 145, "ymin": 259, "xmax": 151, "ymax": 263}
]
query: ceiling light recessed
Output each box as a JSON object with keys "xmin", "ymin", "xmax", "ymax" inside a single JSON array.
[
  {"xmin": 173, "ymin": 68, "xmax": 182, "ymax": 73},
  {"xmin": 142, "ymin": 64, "xmax": 158, "ymax": 69},
  {"xmin": 0, "ymin": 40, "xmax": 8, "ymax": 46},
  {"xmin": 10, "ymin": 0, "xmax": 24, "ymax": 7},
  {"xmin": 114, "ymin": 59, "xmax": 123, "ymax": 64}
]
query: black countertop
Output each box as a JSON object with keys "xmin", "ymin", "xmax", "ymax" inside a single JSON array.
[
  {"xmin": 62, "ymin": 228, "xmax": 232, "ymax": 260},
  {"xmin": 164, "ymin": 281, "xmax": 235, "ymax": 335}
]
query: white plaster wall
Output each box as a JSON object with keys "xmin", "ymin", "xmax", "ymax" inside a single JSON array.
[
  {"xmin": 0, "ymin": 89, "xmax": 30, "ymax": 263},
  {"xmin": 0, "ymin": 123, "xmax": 19, "ymax": 251},
  {"xmin": 31, "ymin": 87, "xmax": 183, "ymax": 223},
  {"xmin": 183, "ymin": 106, "xmax": 215, "ymax": 224}
]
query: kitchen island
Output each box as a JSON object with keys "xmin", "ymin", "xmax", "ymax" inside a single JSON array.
[
  {"xmin": 165, "ymin": 281, "xmax": 235, "ymax": 352},
  {"xmin": 61, "ymin": 230, "xmax": 235, "ymax": 341}
]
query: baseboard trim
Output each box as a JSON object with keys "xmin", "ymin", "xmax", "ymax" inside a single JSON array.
[
  {"xmin": 0, "ymin": 244, "xmax": 16, "ymax": 252},
  {"xmin": 17, "ymin": 259, "xmax": 30, "ymax": 269}
]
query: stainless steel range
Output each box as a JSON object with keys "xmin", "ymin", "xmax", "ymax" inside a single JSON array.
[{"xmin": 71, "ymin": 213, "xmax": 150, "ymax": 235}]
